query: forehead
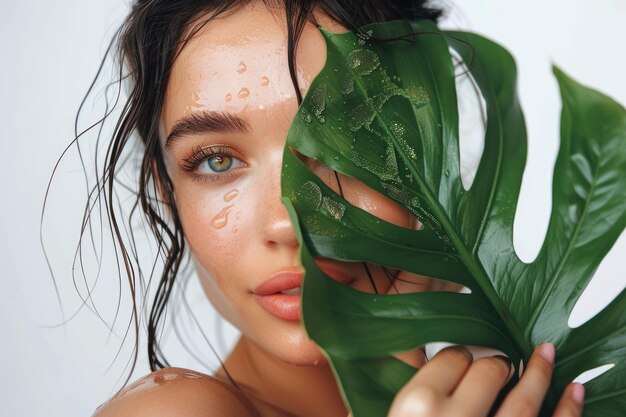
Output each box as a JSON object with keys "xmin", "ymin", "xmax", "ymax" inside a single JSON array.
[{"xmin": 161, "ymin": 4, "xmax": 345, "ymax": 136}]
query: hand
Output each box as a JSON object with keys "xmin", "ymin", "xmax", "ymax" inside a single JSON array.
[
  {"xmin": 386, "ymin": 343, "xmax": 585, "ymax": 417},
  {"xmin": 346, "ymin": 270, "xmax": 585, "ymax": 417}
]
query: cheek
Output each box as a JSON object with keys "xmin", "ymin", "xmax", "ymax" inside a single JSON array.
[{"xmin": 174, "ymin": 183, "xmax": 254, "ymax": 276}]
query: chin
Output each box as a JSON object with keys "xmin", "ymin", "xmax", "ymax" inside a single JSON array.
[
  {"xmin": 280, "ymin": 343, "xmax": 329, "ymax": 367},
  {"xmin": 250, "ymin": 324, "xmax": 331, "ymax": 367}
]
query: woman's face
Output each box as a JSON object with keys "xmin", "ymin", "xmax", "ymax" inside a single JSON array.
[{"xmin": 160, "ymin": 3, "xmax": 418, "ymax": 366}]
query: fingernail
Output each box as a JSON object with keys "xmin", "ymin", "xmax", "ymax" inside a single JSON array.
[
  {"xmin": 493, "ymin": 355, "xmax": 514, "ymax": 379},
  {"xmin": 570, "ymin": 383, "xmax": 585, "ymax": 405},
  {"xmin": 538, "ymin": 343, "xmax": 555, "ymax": 364},
  {"xmin": 457, "ymin": 345, "xmax": 474, "ymax": 362},
  {"xmin": 446, "ymin": 345, "xmax": 473, "ymax": 361}
]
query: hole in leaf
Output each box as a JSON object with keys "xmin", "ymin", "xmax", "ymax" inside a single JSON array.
[
  {"xmin": 573, "ymin": 363, "xmax": 615, "ymax": 384},
  {"xmin": 451, "ymin": 48, "xmax": 486, "ymax": 191},
  {"xmin": 424, "ymin": 342, "xmax": 506, "ymax": 361},
  {"xmin": 568, "ymin": 229, "xmax": 626, "ymax": 328},
  {"xmin": 292, "ymin": 151, "xmax": 422, "ymax": 230},
  {"xmin": 311, "ymin": 256, "xmax": 465, "ymax": 296}
]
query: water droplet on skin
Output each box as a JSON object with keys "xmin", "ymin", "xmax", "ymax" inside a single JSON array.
[
  {"xmin": 237, "ymin": 61, "xmax": 247, "ymax": 74},
  {"xmin": 211, "ymin": 204, "xmax": 234, "ymax": 229},
  {"xmin": 260, "ymin": 76, "xmax": 269, "ymax": 86},
  {"xmin": 225, "ymin": 93, "xmax": 232, "ymax": 102},
  {"xmin": 224, "ymin": 189, "xmax": 239, "ymax": 202},
  {"xmin": 238, "ymin": 87, "xmax": 250, "ymax": 99}
]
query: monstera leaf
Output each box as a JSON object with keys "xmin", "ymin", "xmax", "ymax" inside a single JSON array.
[{"xmin": 280, "ymin": 18, "xmax": 626, "ymax": 417}]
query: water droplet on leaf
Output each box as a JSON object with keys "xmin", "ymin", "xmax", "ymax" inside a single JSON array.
[
  {"xmin": 347, "ymin": 49, "xmax": 380, "ymax": 75},
  {"xmin": 298, "ymin": 181, "xmax": 322, "ymax": 210},
  {"xmin": 322, "ymin": 196, "xmax": 346, "ymax": 221}
]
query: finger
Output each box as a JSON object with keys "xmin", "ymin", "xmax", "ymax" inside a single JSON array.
[
  {"xmin": 450, "ymin": 355, "xmax": 513, "ymax": 416},
  {"xmin": 388, "ymin": 346, "xmax": 473, "ymax": 417},
  {"xmin": 405, "ymin": 345, "xmax": 473, "ymax": 396},
  {"xmin": 495, "ymin": 343, "xmax": 555, "ymax": 417},
  {"xmin": 553, "ymin": 383, "xmax": 584, "ymax": 417}
]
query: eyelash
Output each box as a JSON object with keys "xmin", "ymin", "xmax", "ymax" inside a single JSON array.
[{"xmin": 179, "ymin": 145, "xmax": 244, "ymax": 183}]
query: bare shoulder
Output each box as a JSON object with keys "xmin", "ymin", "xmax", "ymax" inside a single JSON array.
[{"xmin": 93, "ymin": 367, "xmax": 259, "ymax": 417}]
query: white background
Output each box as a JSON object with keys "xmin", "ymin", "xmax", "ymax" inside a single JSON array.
[{"xmin": 1, "ymin": 1, "xmax": 625, "ymax": 416}]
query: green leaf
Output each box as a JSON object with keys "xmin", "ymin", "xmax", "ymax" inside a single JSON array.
[{"xmin": 281, "ymin": 18, "xmax": 626, "ymax": 417}]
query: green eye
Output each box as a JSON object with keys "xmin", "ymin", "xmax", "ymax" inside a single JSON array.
[
  {"xmin": 204, "ymin": 155, "xmax": 233, "ymax": 173},
  {"xmin": 196, "ymin": 153, "xmax": 244, "ymax": 177},
  {"xmin": 179, "ymin": 145, "xmax": 245, "ymax": 181}
]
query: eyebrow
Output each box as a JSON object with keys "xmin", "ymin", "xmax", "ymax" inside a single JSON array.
[{"xmin": 164, "ymin": 110, "xmax": 250, "ymax": 150}]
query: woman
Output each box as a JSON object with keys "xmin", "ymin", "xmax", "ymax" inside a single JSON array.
[{"xmin": 81, "ymin": 0, "xmax": 585, "ymax": 416}]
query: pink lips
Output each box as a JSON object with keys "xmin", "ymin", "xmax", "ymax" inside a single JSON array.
[
  {"xmin": 253, "ymin": 271, "xmax": 304, "ymax": 321},
  {"xmin": 254, "ymin": 271, "xmax": 304, "ymax": 295},
  {"xmin": 253, "ymin": 261, "xmax": 355, "ymax": 322}
]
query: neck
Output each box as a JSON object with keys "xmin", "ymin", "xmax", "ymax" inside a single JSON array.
[{"xmin": 215, "ymin": 336, "xmax": 348, "ymax": 417}]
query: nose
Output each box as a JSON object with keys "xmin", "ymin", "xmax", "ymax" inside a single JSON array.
[{"xmin": 261, "ymin": 152, "xmax": 299, "ymax": 249}]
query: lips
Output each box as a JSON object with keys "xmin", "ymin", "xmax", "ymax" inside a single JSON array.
[
  {"xmin": 253, "ymin": 261, "xmax": 354, "ymax": 296},
  {"xmin": 253, "ymin": 261, "xmax": 356, "ymax": 321},
  {"xmin": 254, "ymin": 271, "xmax": 304, "ymax": 295}
]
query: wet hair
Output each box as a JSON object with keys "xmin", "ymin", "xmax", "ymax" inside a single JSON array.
[{"xmin": 48, "ymin": 0, "xmax": 443, "ymax": 388}]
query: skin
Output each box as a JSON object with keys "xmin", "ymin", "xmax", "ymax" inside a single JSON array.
[{"xmin": 95, "ymin": 2, "xmax": 585, "ymax": 417}]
